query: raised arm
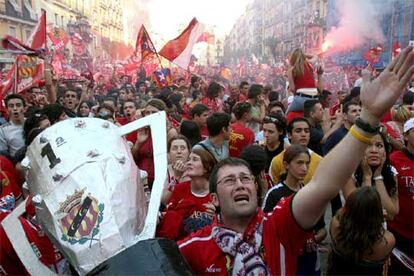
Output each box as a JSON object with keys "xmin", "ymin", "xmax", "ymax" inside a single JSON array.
[{"xmin": 292, "ymin": 46, "xmax": 414, "ymax": 229}]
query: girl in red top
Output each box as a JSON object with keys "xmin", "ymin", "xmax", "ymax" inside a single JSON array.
[
  {"xmin": 286, "ymin": 48, "xmax": 324, "ymax": 116},
  {"xmin": 201, "ymin": 82, "xmax": 224, "ymax": 113},
  {"xmin": 157, "ymin": 148, "xmax": 217, "ymax": 241}
]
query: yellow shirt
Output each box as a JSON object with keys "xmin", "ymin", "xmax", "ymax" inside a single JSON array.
[{"xmin": 269, "ymin": 149, "xmax": 323, "ymax": 185}]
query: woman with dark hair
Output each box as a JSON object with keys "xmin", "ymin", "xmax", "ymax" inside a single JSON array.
[
  {"xmin": 77, "ymin": 100, "xmax": 94, "ymax": 117},
  {"xmin": 42, "ymin": 104, "xmax": 68, "ymax": 125},
  {"xmin": 161, "ymin": 135, "xmax": 191, "ymax": 205},
  {"xmin": 157, "ymin": 148, "xmax": 217, "ymax": 241},
  {"xmin": 23, "ymin": 112, "xmax": 50, "ymax": 145},
  {"xmin": 329, "ymin": 186, "xmax": 395, "ymax": 275},
  {"xmin": 343, "ymin": 132, "xmax": 399, "ymax": 220},
  {"xmin": 262, "ymin": 144, "xmax": 326, "ymax": 275},
  {"xmin": 201, "ymin": 82, "xmax": 223, "ymax": 113},
  {"xmin": 180, "ymin": 120, "xmax": 201, "ymax": 147}
]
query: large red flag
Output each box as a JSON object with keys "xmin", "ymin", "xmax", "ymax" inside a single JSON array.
[
  {"xmin": 1, "ymin": 10, "xmax": 46, "ymax": 97},
  {"xmin": 159, "ymin": 18, "xmax": 205, "ymax": 69},
  {"xmin": 135, "ymin": 25, "xmax": 157, "ymax": 65}
]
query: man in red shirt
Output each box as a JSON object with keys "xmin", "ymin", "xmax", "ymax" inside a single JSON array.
[
  {"xmin": 389, "ymin": 117, "xmax": 414, "ymax": 273},
  {"xmin": 178, "ymin": 47, "xmax": 414, "ymax": 275},
  {"xmin": 229, "ymin": 102, "xmax": 255, "ymax": 157},
  {"xmin": 190, "ymin": 104, "xmax": 210, "ymax": 139}
]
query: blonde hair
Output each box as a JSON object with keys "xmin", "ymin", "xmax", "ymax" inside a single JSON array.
[
  {"xmin": 289, "ymin": 48, "xmax": 306, "ymax": 78},
  {"xmin": 392, "ymin": 105, "xmax": 412, "ymax": 123}
]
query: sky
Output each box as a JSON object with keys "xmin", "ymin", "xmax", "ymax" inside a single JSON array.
[{"xmin": 123, "ymin": 0, "xmax": 252, "ymax": 48}]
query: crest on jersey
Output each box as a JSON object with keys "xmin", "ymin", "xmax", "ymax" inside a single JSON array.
[{"xmin": 56, "ymin": 188, "xmax": 104, "ymax": 246}]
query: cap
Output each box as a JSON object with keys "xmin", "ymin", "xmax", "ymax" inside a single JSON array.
[{"xmin": 403, "ymin": 117, "xmax": 414, "ymax": 133}]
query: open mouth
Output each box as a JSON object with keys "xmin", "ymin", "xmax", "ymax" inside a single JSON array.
[{"xmin": 234, "ymin": 194, "xmax": 249, "ymax": 203}]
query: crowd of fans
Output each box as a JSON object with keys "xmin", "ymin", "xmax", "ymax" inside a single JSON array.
[{"xmin": 0, "ymin": 46, "xmax": 413, "ymax": 275}]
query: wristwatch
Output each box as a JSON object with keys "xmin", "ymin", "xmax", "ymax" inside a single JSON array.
[{"xmin": 355, "ymin": 117, "xmax": 380, "ymax": 134}]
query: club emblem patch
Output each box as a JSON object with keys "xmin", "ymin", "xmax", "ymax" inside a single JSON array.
[{"xmin": 56, "ymin": 188, "xmax": 104, "ymax": 246}]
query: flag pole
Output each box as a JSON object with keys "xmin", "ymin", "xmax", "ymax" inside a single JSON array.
[{"xmin": 13, "ymin": 59, "xmax": 18, "ymax": 94}]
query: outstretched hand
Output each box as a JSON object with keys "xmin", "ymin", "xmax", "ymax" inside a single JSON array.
[{"xmin": 360, "ymin": 46, "xmax": 414, "ymax": 121}]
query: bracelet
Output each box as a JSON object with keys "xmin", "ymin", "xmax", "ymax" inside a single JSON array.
[
  {"xmin": 373, "ymin": 175, "xmax": 384, "ymax": 181},
  {"xmin": 349, "ymin": 126, "xmax": 371, "ymax": 144},
  {"xmin": 355, "ymin": 117, "xmax": 380, "ymax": 134}
]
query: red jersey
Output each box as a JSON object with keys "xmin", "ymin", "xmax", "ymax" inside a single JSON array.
[
  {"xmin": 157, "ymin": 181, "xmax": 213, "ymax": 241},
  {"xmin": 117, "ymin": 117, "xmax": 137, "ymax": 144},
  {"xmin": 201, "ymin": 97, "xmax": 223, "ymax": 113},
  {"xmin": 389, "ymin": 150, "xmax": 414, "ymax": 241},
  {"xmin": 201, "ymin": 126, "xmax": 209, "ymax": 140},
  {"xmin": 0, "ymin": 215, "xmax": 67, "ymax": 274},
  {"xmin": 229, "ymin": 122, "xmax": 255, "ymax": 157},
  {"xmin": 294, "ymin": 63, "xmax": 316, "ymax": 91},
  {"xmin": 178, "ymin": 195, "xmax": 308, "ymax": 275},
  {"xmin": 286, "ymin": 111, "xmax": 304, "ymax": 124},
  {"xmin": 133, "ymin": 130, "xmax": 154, "ymax": 186}
]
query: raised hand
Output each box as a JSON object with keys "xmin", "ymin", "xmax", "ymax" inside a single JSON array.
[{"xmin": 360, "ymin": 46, "xmax": 414, "ymax": 122}]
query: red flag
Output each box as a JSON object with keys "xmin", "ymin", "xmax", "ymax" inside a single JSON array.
[
  {"xmin": 47, "ymin": 25, "xmax": 69, "ymax": 52},
  {"xmin": 0, "ymin": 10, "xmax": 46, "ymax": 97},
  {"xmin": 363, "ymin": 45, "xmax": 383, "ymax": 64},
  {"xmin": 392, "ymin": 42, "xmax": 401, "ymax": 59},
  {"xmin": 197, "ymin": 31, "xmax": 215, "ymax": 44},
  {"xmin": 135, "ymin": 25, "xmax": 157, "ymax": 64},
  {"xmin": 159, "ymin": 18, "xmax": 205, "ymax": 69}
]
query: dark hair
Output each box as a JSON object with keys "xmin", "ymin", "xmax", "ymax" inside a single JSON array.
[
  {"xmin": 42, "ymin": 104, "xmax": 66, "ymax": 124},
  {"xmin": 122, "ymin": 99, "xmax": 137, "ymax": 109},
  {"xmin": 209, "ymin": 157, "xmax": 252, "ymax": 194},
  {"xmin": 103, "ymin": 96, "xmax": 117, "ymax": 106},
  {"xmin": 354, "ymin": 132, "xmax": 397, "ymax": 197},
  {"xmin": 192, "ymin": 89, "xmax": 202, "ymax": 100},
  {"xmin": 77, "ymin": 101, "xmax": 94, "ymax": 117},
  {"xmin": 287, "ymin": 117, "xmax": 310, "ymax": 134},
  {"xmin": 402, "ymin": 91, "xmax": 414, "ymax": 105},
  {"xmin": 64, "ymin": 89, "xmax": 81, "ymax": 100},
  {"xmin": 263, "ymin": 113, "xmax": 287, "ymax": 142},
  {"xmin": 336, "ymin": 187, "xmax": 385, "ymax": 262},
  {"xmin": 206, "ymin": 112, "xmax": 231, "ymax": 137},
  {"xmin": 283, "ymin": 144, "xmax": 310, "ymax": 164},
  {"xmin": 192, "ymin": 148, "xmax": 217, "ymax": 179},
  {"xmin": 303, "ymin": 99, "xmax": 321, "ymax": 118},
  {"xmin": 343, "ymin": 87, "xmax": 360, "ymax": 103},
  {"xmin": 23, "ymin": 112, "xmax": 49, "ymax": 145},
  {"xmin": 180, "ymin": 120, "xmax": 201, "ymax": 147},
  {"xmin": 190, "ymin": 75, "xmax": 200, "ymax": 86},
  {"xmin": 167, "ymin": 134, "xmax": 191, "ymax": 153},
  {"xmin": 267, "ymin": 100, "xmax": 286, "ymax": 115},
  {"xmin": 168, "ymin": 93, "xmax": 184, "ymax": 114},
  {"xmin": 279, "ymin": 144, "xmax": 310, "ymax": 181},
  {"xmin": 240, "ymin": 145, "xmax": 267, "ymax": 176},
  {"xmin": 4, "ymin": 94, "xmax": 25, "ymax": 107},
  {"xmin": 190, "ymin": 104, "xmax": 209, "ymax": 118},
  {"xmin": 206, "ymin": 82, "xmax": 222, "ymax": 99},
  {"xmin": 232, "ymin": 102, "xmax": 252, "ymax": 120},
  {"xmin": 247, "ymin": 84, "xmax": 263, "ymax": 99},
  {"xmin": 268, "ymin": 91, "xmax": 280, "ymax": 102},
  {"xmin": 343, "ymin": 101, "xmax": 360, "ymax": 114},
  {"xmin": 239, "ymin": 81, "xmax": 249, "ymax": 89},
  {"xmin": 178, "ymin": 77, "xmax": 185, "ymax": 83}
]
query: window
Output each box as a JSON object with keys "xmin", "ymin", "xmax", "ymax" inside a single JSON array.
[
  {"xmin": 9, "ymin": 26, "xmax": 17, "ymax": 37},
  {"xmin": 55, "ymin": 13, "xmax": 58, "ymax": 25},
  {"xmin": 25, "ymin": 29, "xmax": 31, "ymax": 41},
  {"xmin": 61, "ymin": 15, "xmax": 64, "ymax": 27}
]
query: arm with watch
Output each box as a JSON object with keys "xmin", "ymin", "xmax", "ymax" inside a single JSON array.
[{"xmin": 290, "ymin": 46, "xmax": 414, "ymax": 230}]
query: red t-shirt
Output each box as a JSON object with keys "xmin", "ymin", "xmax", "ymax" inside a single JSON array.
[
  {"xmin": 200, "ymin": 126, "xmax": 209, "ymax": 140},
  {"xmin": 0, "ymin": 215, "xmax": 66, "ymax": 274},
  {"xmin": 117, "ymin": 117, "xmax": 137, "ymax": 144},
  {"xmin": 178, "ymin": 195, "xmax": 307, "ymax": 275},
  {"xmin": 201, "ymin": 97, "xmax": 222, "ymax": 113},
  {"xmin": 157, "ymin": 181, "xmax": 213, "ymax": 241},
  {"xmin": 229, "ymin": 122, "xmax": 255, "ymax": 157},
  {"xmin": 0, "ymin": 170, "xmax": 22, "ymax": 212},
  {"xmin": 133, "ymin": 130, "xmax": 154, "ymax": 186},
  {"xmin": 286, "ymin": 111, "xmax": 304, "ymax": 124},
  {"xmin": 389, "ymin": 150, "xmax": 414, "ymax": 241},
  {"xmin": 294, "ymin": 63, "xmax": 316, "ymax": 91}
]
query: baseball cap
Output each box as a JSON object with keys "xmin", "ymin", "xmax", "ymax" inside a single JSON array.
[{"xmin": 403, "ymin": 117, "xmax": 414, "ymax": 133}]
